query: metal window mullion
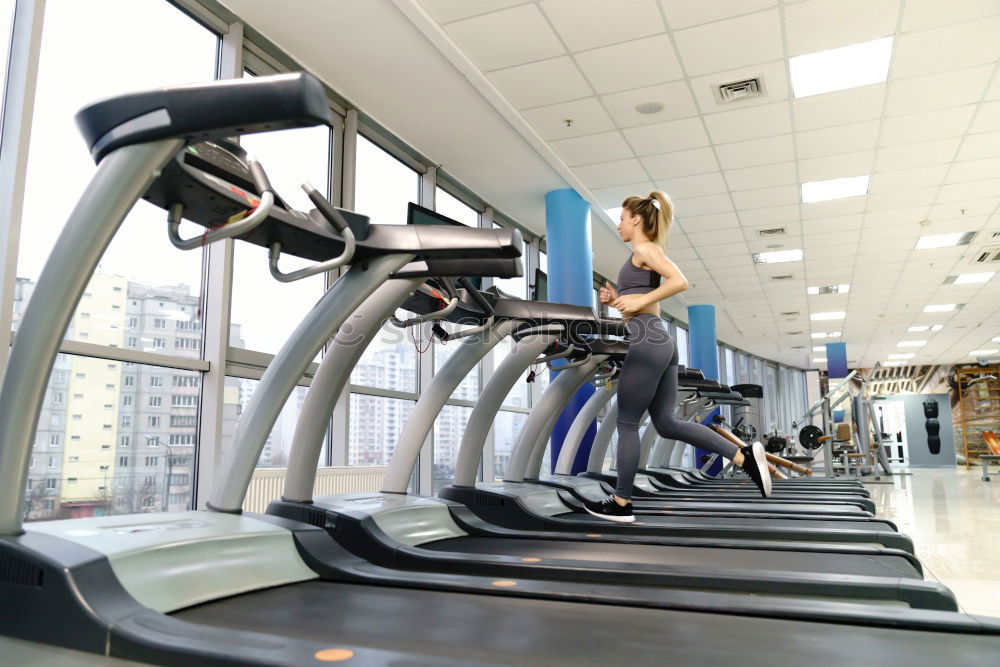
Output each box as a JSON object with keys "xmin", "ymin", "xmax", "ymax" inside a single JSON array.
[
  {"xmin": 0, "ymin": 0, "xmax": 45, "ymax": 380},
  {"xmin": 194, "ymin": 20, "xmax": 241, "ymax": 510}
]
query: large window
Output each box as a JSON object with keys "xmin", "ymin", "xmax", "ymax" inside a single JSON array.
[
  {"xmin": 493, "ymin": 410, "xmax": 526, "ymax": 480},
  {"xmin": 433, "ymin": 404, "xmax": 471, "ymax": 492},
  {"xmin": 348, "ymin": 394, "xmax": 415, "ymax": 466},
  {"xmin": 350, "ymin": 135, "xmax": 420, "ymax": 393},
  {"xmin": 231, "ymin": 115, "xmax": 332, "ymax": 354},
  {"xmin": 14, "ymin": 0, "xmax": 217, "ymax": 342},
  {"xmin": 675, "ymin": 326, "xmax": 689, "ymax": 367},
  {"xmin": 764, "ymin": 363, "xmax": 779, "ymax": 434},
  {"xmin": 222, "ymin": 378, "xmax": 317, "ymax": 470},
  {"xmin": 24, "ymin": 357, "xmax": 201, "ymax": 522}
]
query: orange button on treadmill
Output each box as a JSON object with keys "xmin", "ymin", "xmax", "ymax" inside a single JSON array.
[
  {"xmin": 492, "ymin": 580, "xmax": 518, "ymax": 587},
  {"xmin": 315, "ymin": 648, "xmax": 355, "ymax": 662}
]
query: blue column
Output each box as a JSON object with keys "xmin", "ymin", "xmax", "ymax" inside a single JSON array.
[
  {"xmin": 826, "ymin": 342, "xmax": 848, "ymax": 379},
  {"xmin": 688, "ymin": 305, "xmax": 723, "ymax": 475},
  {"xmin": 545, "ymin": 189, "xmax": 596, "ymax": 474}
]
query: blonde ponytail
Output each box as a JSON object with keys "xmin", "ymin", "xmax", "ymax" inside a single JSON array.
[{"xmin": 621, "ymin": 190, "xmax": 674, "ymax": 249}]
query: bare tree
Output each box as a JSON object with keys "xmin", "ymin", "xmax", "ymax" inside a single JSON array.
[
  {"xmin": 113, "ymin": 477, "xmax": 161, "ymax": 514},
  {"xmin": 22, "ymin": 484, "xmax": 54, "ymax": 521}
]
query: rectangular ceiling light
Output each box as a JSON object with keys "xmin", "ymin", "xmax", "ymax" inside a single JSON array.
[
  {"xmin": 931, "ymin": 324, "xmax": 944, "ymax": 331},
  {"xmin": 923, "ymin": 303, "xmax": 961, "ymax": 312},
  {"xmin": 897, "ymin": 340, "xmax": 927, "ymax": 347},
  {"xmin": 811, "ymin": 331, "xmax": 841, "ymax": 339},
  {"xmin": 813, "ymin": 346, "xmax": 826, "ymax": 352},
  {"xmin": 807, "ymin": 284, "xmax": 850, "ymax": 295},
  {"xmin": 908, "ymin": 325, "xmax": 929, "ymax": 332},
  {"xmin": 951, "ymin": 271, "xmax": 995, "ymax": 284},
  {"xmin": 790, "ymin": 37, "xmax": 893, "ymax": 98},
  {"xmin": 753, "ymin": 249, "xmax": 804, "ymax": 264},
  {"xmin": 812, "ymin": 357, "xmax": 828, "ymax": 362},
  {"xmin": 916, "ymin": 232, "xmax": 976, "ymax": 250},
  {"xmin": 993, "ymin": 336, "xmax": 1000, "ymax": 342},
  {"xmin": 801, "ymin": 175, "xmax": 870, "ymax": 203},
  {"xmin": 883, "ymin": 361, "xmax": 906, "ymax": 367},
  {"xmin": 810, "ymin": 311, "xmax": 845, "ymax": 321},
  {"xmin": 888, "ymin": 353, "xmax": 915, "ymax": 359},
  {"xmin": 970, "ymin": 349, "xmax": 999, "ymax": 355}
]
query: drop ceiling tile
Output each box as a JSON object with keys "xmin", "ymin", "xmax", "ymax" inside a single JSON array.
[
  {"xmin": 420, "ymin": 0, "xmax": 530, "ymax": 23},
  {"xmin": 673, "ymin": 10, "xmax": 783, "ymax": 77},
  {"xmin": 540, "ymin": 0, "xmax": 665, "ymax": 52},
  {"xmin": 784, "ymin": 0, "xmax": 899, "ymax": 56},
  {"xmin": 724, "ymin": 161, "xmax": 797, "ymax": 191},
  {"xmin": 867, "ymin": 188, "xmax": 938, "ymax": 211},
  {"xmin": 892, "ymin": 18, "xmax": 1000, "ymax": 80},
  {"xmin": 808, "ymin": 244, "xmax": 862, "ymax": 260},
  {"xmin": 731, "ymin": 185, "xmax": 800, "ymax": 210},
  {"xmin": 715, "ymin": 134, "xmax": 796, "ymax": 170},
  {"xmin": 793, "ymin": 85, "xmax": 886, "ymax": 131},
  {"xmin": 622, "ymin": 117, "xmax": 710, "ymax": 155},
  {"xmin": 901, "ymin": 0, "xmax": 1000, "ymax": 32},
  {"xmin": 689, "ymin": 60, "xmax": 790, "ymax": 114},
  {"xmin": 879, "ymin": 106, "xmax": 978, "ymax": 146},
  {"xmin": 703, "ymin": 102, "xmax": 791, "ymax": 144},
  {"xmin": 869, "ymin": 165, "xmax": 950, "ymax": 193},
  {"xmin": 687, "ymin": 228, "xmax": 746, "ymax": 246},
  {"xmin": 669, "ymin": 247, "xmax": 700, "ymax": 262},
  {"xmin": 930, "ymin": 198, "xmax": 1000, "ymax": 219},
  {"xmin": 796, "ymin": 121, "xmax": 880, "ymax": 160},
  {"xmin": 642, "ymin": 147, "xmax": 719, "ymax": 179},
  {"xmin": 674, "ymin": 193, "xmax": 734, "ymax": 217},
  {"xmin": 970, "ymin": 100, "xmax": 1000, "ymax": 134},
  {"xmin": 676, "ymin": 211, "xmax": 741, "ymax": 231},
  {"xmin": 885, "ymin": 65, "xmax": 994, "ymax": 116},
  {"xmin": 658, "ymin": 0, "xmax": 776, "ymax": 30},
  {"xmin": 946, "ymin": 157, "xmax": 1000, "ymax": 184},
  {"xmin": 874, "ymin": 138, "xmax": 963, "ymax": 171},
  {"xmin": 601, "ymin": 81, "xmax": 698, "ymax": 128},
  {"xmin": 445, "ymin": 4, "xmax": 564, "ymax": 70},
  {"xmin": 662, "ymin": 172, "xmax": 729, "ymax": 199},
  {"xmin": 936, "ymin": 179, "xmax": 1000, "ymax": 203},
  {"xmin": 574, "ymin": 34, "xmax": 683, "ymax": 94},
  {"xmin": 805, "ymin": 229, "xmax": 862, "ymax": 247},
  {"xmin": 575, "ymin": 158, "xmax": 648, "ymax": 188},
  {"xmin": 863, "ymin": 207, "xmax": 931, "ymax": 228},
  {"xmin": 488, "ymin": 57, "xmax": 591, "ymax": 108},
  {"xmin": 987, "ymin": 71, "xmax": 1000, "ymax": 101},
  {"xmin": 591, "ymin": 181, "xmax": 656, "ymax": 209},
  {"xmin": 551, "ymin": 131, "xmax": 633, "ymax": 166},
  {"xmin": 712, "ymin": 241, "xmax": 752, "ymax": 258},
  {"xmin": 521, "ymin": 97, "xmax": 616, "ymax": 140},
  {"xmin": 747, "ymin": 233, "xmax": 804, "ymax": 252},
  {"xmin": 801, "ymin": 214, "xmax": 864, "ymax": 234},
  {"xmin": 801, "ymin": 197, "xmax": 867, "ymax": 219},
  {"xmin": 923, "ymin": 215, "xmax": 990, "ymax": 234},
  {"xmin": 798, "ymin": 150, "xmax": 875, "ymax": 182},
  {"xmin": 957, "ymin": 131, "xmax": 1000, "ymax": 161},
  {"xmin": 738, "ymin": 204, "xmax": 800, "ymax": 226}
]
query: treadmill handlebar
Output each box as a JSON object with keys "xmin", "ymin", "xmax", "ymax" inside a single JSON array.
[
  {"xmin": 302, "ymin": 181, "xmax": 350, "ymax": 235},
  {"xmin": 458, "ymin": 277, "xmax": 494, "ymax": 317}
]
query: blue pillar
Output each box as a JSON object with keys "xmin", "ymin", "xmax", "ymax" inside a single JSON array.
[
  {"xmin": 826, "ymin": 342, "xmax": 848, "ymax": 379},
  {"xmin": 688, "ymin": 305, "xmax": 723, "ymax": 475},
  {"xmin": 545, "ymin": 189, "xmax": 596, "ymax": 474}
]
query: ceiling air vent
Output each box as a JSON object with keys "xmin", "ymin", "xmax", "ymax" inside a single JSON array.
[
  {"xmin": 780, "ymin": 311, "xmax": 800, "ymax": 317},
  {"xmin": 770, "ymin": 274, "xmax": 794, "ymax": 281},
  {"xmin": 758, "ymin": 227, "xmax": 786, "ymax": 237},
  {"xmin": 785, "ymin": 331, "xmax": 804, "ymax": 336},
  {"xmin": 714, "ymin": 76, "xmax": 766, "ymax": 105},
  {"xmin": 971, "ymin": 245, "xmax": 1000, "ymax": 264}
]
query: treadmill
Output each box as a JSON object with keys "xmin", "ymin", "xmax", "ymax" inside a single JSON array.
[
  {"xmin": 262, "ymin": 278, "xmax": 963, "ymax": 611},
  {"xmin": 3, "ymin": 73, "xmax": 998, "ymax": 667}
]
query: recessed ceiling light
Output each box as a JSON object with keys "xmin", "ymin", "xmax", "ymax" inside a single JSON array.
[
  {"xmin": 810, "ymin": 311, "xmax": 845, "ymax": 321},
  {"xmin": 811, "ymin": 331, "xmax": 841, "ymax": 339},
  {"xmin": 753, "ymin": 249, "xmax": 803, "ymax": 264},
  {"xmin": 801, "ymin": 175, "xmax": 870, "ymax": 203},
  {"xmin": 908, "ymin": 325, "xmax": 929, "ymax": 332},
  {"xmin": 883, "ymin": 361, "xmax": 906, "ymax": 367},
  {"xmin": 970, "ymin": 349, "xmax": 999, "ymax": 355},
  {"xmin": 951, "ymin": 271, "xmax": 995, "ymax": 284},
  {"xmin": 813, "ymin": 357, "xmax": 827, "ymax": 363},
  {"xmin": 993, "ymin": 336, "xmax": 1000, "ymax": 343},
  {"xmin": 635, "ymin": 101, "xmax": 665, "ymax": 115},
  {"xmin": 790, "ymin": 36, "xmax": 893, "ymax": 98},
  {"xmin": 916, "ymin": 232, "xmax": 976, "ymax": 250},
  {"xmin": 931, "ymin": 324, "xmax": 944, "ymax": 332},
  {"xmin": 812, "ymin": 346, "xmax": 825, "ymax": 352},
  {"xmin": 897, "ymin": 340, "xmax": 927, "ymax": 347},
  {"xmin": 807, "ymin": 284, "xmax": 850, "ymax": 295},
  {"xmin": 923, "ymin": 303, "xmax": 961, "ymax": 313},
  {"xmin": 888, "ymin": 353, "xmax": 915, "ymax": 359}
]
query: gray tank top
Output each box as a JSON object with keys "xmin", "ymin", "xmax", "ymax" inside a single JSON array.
[{"xmin": 617, "ymin": 253, "xmax": 660, "ymax": 296}]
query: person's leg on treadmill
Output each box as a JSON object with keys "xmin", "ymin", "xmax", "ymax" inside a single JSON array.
[{"xmin": 646, "ymin": 346, "xmax": 772, "ymax": 497}]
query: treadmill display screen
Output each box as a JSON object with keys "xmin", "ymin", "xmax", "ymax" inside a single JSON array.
[
  {"xmin": 534, "ymin": 269, "xmax": 548, "ymax": 301},
  {"xmin": 407, "ymin": 202, "xmax": 481, "ymax": 289}
]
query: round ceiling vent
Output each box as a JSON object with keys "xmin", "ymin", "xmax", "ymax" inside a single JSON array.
[{"xmin": 635, "ymin": 102, "xmax": 665, "ymax": 115}]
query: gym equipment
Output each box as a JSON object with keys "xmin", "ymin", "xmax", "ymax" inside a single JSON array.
[
  {"xmin": 799, "ymin": 424, "xmax": 827, "ymax": 451},
  {"xmin": 924, "ymin": 398, "xmax": 941, "ymax": 455}
]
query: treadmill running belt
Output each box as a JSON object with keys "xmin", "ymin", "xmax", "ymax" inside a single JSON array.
[
  {"xmin": 174, "ymin": 580, "xmax": 998, "ymax": 666},
  {"xmin": 553, "ymin": 512, "xmax": 893, "ymax": 533},
  {"xmin": 423, "ymin": 536, "xmax": 917, "ymax": 578}
]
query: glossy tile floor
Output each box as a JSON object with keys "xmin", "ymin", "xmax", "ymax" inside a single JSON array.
[{"xmin": 864, "ymin": 466, "xmax": 1000, "ymax": 617}]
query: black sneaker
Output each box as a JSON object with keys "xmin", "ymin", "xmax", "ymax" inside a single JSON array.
[
  {"xmin": 740, "ymin": 441, "xmax": 773, "ymax": 497},
  {"xmin": 583, "ymin": 496, "xmax": 635, "ymax": 523}
]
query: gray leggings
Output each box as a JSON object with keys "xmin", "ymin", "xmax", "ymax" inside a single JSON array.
[{"xmin": 615, "ymin": 313, "xmax": 740, "ymax": 499}]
